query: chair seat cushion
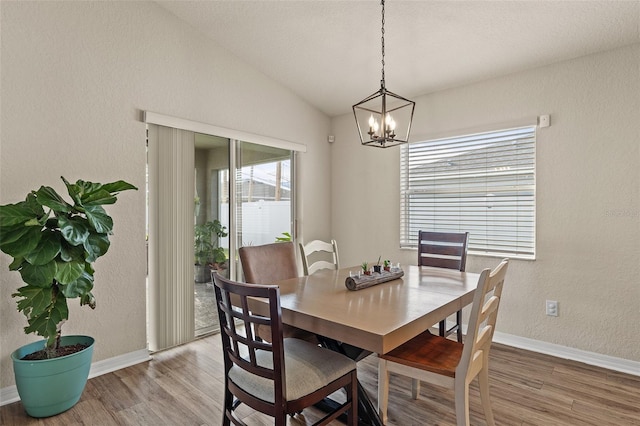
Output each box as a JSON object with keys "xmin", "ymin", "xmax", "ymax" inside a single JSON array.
[
  {"xmin": 229, "ymin": 338, "xmax": 356, "ymax": 403},
  {"xmin": 379, "ymin": 330, "xmax": 462, "ymax": 378}
]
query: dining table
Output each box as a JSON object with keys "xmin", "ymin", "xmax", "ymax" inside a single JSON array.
[{"xmin": 248, "ymin": 264, "xmax": 481, "ymax": 425}]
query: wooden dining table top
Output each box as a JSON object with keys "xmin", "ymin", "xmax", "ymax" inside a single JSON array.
[{"xmin": 249, "ymin": 265, "xmax": 480, "ymax": 354}]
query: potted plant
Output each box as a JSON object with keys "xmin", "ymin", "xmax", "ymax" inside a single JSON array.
[
  {"xmin": 383, "ymin": 259, "xmax": 391, "ymax": 272},
  {"xmin": 194, "ymin": 219, "xmax": 228, "ymax": 282},
  {"xmin": 0, "ymin": 176, "xmax": 136, "ymax": 417},
  {"xmin": 361, "ymin": 261, "xmax": 370, "ymax": 276},
  {"xmin": 373, "ymin": 256, "xmax": 382, "ymax": 273}
]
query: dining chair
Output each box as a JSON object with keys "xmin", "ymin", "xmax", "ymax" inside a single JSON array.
[
  {"xmin": 212, "ymin": 273, "xmax": 358, "ymax": 426},
  {"xmin": 299, "ymin": 239, "xmax": 340, "ymax": 275},
  {"xmin": 418, "ymin": 230, "xmax": 470, "ymax": 342},
  {"xmin": 238, "ymin": 242, "xmax": 318, "ymax": 343},
  {"xmin": 377, "ymin": 258, "xmax": 509, "ymax": 426}
]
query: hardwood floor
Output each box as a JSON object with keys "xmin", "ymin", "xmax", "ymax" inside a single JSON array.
[{"xmin": 2, "ymin": 334, "xmax": 639, "ymax": 425}]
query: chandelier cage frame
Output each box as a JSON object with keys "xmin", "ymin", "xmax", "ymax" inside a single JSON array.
[{"xmin": 352, "ymin": 0, "xmax": 416, "ymax": 148}]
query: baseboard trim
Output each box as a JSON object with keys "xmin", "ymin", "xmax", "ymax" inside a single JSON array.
[
  {"xmin": 492, "ymin": 331, "xmax": 640, "ymax": 377},
  {"xmin": 429, "ymin": 324, "xmax": 639, "ymax": 377},
  {"xmin": 1, "ymin": 348, "xmax": 151, "ymax": 406}
]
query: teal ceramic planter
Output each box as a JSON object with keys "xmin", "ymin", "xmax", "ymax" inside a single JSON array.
[{"xmin": 11, "ymin": 335, "xmax": 94, "ymax": 418}]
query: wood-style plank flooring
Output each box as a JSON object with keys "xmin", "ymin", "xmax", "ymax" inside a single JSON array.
[{"xmin": 2, "ymin": 334, "xmax": 639, "ymax": 425}]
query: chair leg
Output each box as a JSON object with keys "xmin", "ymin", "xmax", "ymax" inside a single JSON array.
[
  {"xmin": 456, "ymin": 310, "xmax": 463, "ymax": 342},
  {"xmin": 439, "ymin": 319, "xmax": 446, "ymax": 337},
  {"xmin": 274, "ymin": 413, "xmax": 286, "ymax": 426},
  {"xmin": 222, "ymin": 387, "xmax": 233, "ymax": 426},
  {"xmin": 348, "ymin": 370, "xmax": 358, "ymax": 426},
  {"xmin": 411, "ymin": 378, "xmax": 421, "ymax": 400},
  {"xmin": 377, "ymin": 358, "xmax": 390, "ymax": 425},
  {"xmin": 454, "ymin": 380, "xmax": 471, "ymax": 426},
  {"xmin": 478, "ymin": 356, "xmax": 496, "ymax": 426}
]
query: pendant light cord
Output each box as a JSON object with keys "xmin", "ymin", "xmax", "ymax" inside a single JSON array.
[{"xmin": 381, "ymin": 0, "xmax": 386, "ymax": 88}]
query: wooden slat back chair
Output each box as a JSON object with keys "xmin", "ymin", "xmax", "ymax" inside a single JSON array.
[
  {"xmin": 238, "ymin": 242, "xmax": 318, "ymax": 343},
  {"xmin": 299, "ymin": 239, "xmax": 340, "ymax": 275},
  {"xmin": 377, "ymin": 259, "xmax": 509, "ymax": 426},
  {"xmin": 213, "ymin": 274, "xmax": 358, "ymax": 426},
  {"xmin": 418, "ymin": 231, "xmax": 470, "ymax": 342}
]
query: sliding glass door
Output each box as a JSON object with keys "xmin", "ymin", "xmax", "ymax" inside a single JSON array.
[
  {"xmin": 146, "ymin": 120, "xmax": 298, "ymax": 350},
  {"xmin": 193, "ymin": 134, "xmax": 230, "ymax": 335},
  {"xmin": 235, "ymin": 141, "xmax": 293, "ymax": 248}
]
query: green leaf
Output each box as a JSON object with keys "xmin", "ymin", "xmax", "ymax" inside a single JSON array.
[
  {"xmin": 60, "ymin": 177, "xmax": 136, "ymax": 207},
  {"xmin": 24, "ymin": 192, "xmax": 46, "ymax": 215},
  {"xmin": 9, "ymin": 256, "xmax": 25, "ymax": 270},
  {"xmin": 0, "ymin": 224, "xmax": 34, "ymax": 246},
  {"xmin": 84, "ymin": 205, "xmax": 113, "ymax": 234},
  {"xmin": 60, "ymin": 242, "xmax": 84, "ymax": 262},
  {"xmin": 19, "ymin": 260, "xmax": 57, "ymax": 287},
  {"xmin": 80, "ymin": 291, "xmax": 96, "ymax": 309},
  {"xmin": 55, "ymin": 259, "xmax": 85, "ymax": 285},
  {"xmin": 101, "ymin": 180, "xmax": 138, "ymax": 194},
  {"xmin": 0, "ymin": 204, "xmax": 31, "ymax": 227},
  {"xmin": 84, "ymin": 261, "xmax": 95, "ymax": 276},
  {"xmin": 34, "ymin": 186, "xmax": 72, "ymax": 213},
  {"xmin": 24, "ymin": 218, "xmax": 41, "ymax": 226},
  {"xmin": 61, "ymin": 176, "xmax": 83, "ymax": 205},
  {"xmin": 58, "ymin": 215, "xmax": 90, "ymax": 246},
  {"xmin": 0, "ymin": 226, "xmax": 42, "ymax": 258},
  {"xmin": 80, "ymin": 189, "xmax": 117, "ymax": 206},
  {"xmin": 63, "ymin": 178, "xmax": 112, "ymax": 206},
  {"xmin": 71, "ymin": 179, "xmax": 103, "ymax": 198},
  {"xmin": 24, "ymin": 230, "xmax": 61, "ymax": 266},
  {"xmin": 14, "ymin": 286, "xmax": 69, "ymax": 348},
  {"xmin": 61, "ymin": 270, "xmax": 94, "ymax": 299},
  {"xmin": 83, "ymin": 233, "xmax": 110, "ymax": 262},
  {"xmin": 14, "ymin": 284, "xmax": 51, "ymax": 317}
]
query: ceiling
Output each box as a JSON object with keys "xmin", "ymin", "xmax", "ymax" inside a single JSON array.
[{"xmin": 156, "ymin": 1, "xmax": 640, "ymax": 117}]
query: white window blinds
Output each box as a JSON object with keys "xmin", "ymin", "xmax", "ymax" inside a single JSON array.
[{"xmin": 400, "ymin": 126, "xmax": 536, "ymax": 259}]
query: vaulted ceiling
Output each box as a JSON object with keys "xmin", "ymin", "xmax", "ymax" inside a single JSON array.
[{"xmin": 157, "ymin": 1, "xmax": 640, "ymax": 117}]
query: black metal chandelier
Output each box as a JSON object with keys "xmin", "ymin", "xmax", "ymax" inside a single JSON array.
[{"xmin": 353, "ymin": 0, "xmax": 415, "ymax": 148}]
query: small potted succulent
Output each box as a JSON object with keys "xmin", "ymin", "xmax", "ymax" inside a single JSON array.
[
  {"xmin": 383, "ymin": 259, "xmax": 391, "ymax": 272},
  {"xmin": 361, "ymin": 261, "xmax": 370, "ymax": 276},
  {"xmin": 0, "ymin": 176, "xmax": 137, "ymax": 417}
]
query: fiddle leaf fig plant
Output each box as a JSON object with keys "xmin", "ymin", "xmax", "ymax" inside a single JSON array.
[
  {"xmin": 0, "ymin": 177, "xmax": 137, "ymax": 357},
  {"xmin": 194, "ymin": 219, "xmax": 228, "ymax": 266}
]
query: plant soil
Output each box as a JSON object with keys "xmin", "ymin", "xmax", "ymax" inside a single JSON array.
[{"xmin": 21, "ymin": 344, "xmax": 89, "ymax": 361}]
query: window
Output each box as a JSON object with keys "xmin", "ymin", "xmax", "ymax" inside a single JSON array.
[{"xmin": 400, "ymin": 126, "xmax": 536, "ymax": 259}]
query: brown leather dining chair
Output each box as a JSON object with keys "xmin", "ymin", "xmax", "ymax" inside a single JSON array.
[
  {"xmin": 378, "ymin": 258, "xmax": 509, "ymax": 426},
  {"xmin": 212, "ymin": 273, "xmax": 358, "ymax": 426},
  {"xmin": 418, "ymin": 230, "xmax": 470, "ymax": 342},
  {"xmin": 238, "ymin": 242, "xmax": 318, "ymax": 343}
]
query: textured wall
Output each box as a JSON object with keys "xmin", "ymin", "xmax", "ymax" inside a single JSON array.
[
  {"xmin": 331, "ymin": 44, "xmax": 640, "ymax": 362},
  {"xmin": 0, "ymin": 1, "xmax": 330, "ymax": 388}
]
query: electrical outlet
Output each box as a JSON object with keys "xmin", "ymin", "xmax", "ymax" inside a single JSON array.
[{"xmin": 546, "ymin": 300, "xmax": 558, "ymax": 317}]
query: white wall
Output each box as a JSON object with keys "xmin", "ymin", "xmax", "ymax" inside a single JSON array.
[
  {"xmin": 0, "ymin": 1, "xmax": 331, "ymax": 388},
  {"xmin": 331, "ymin": 44, "xmax": 640, "ymax": 362}
]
